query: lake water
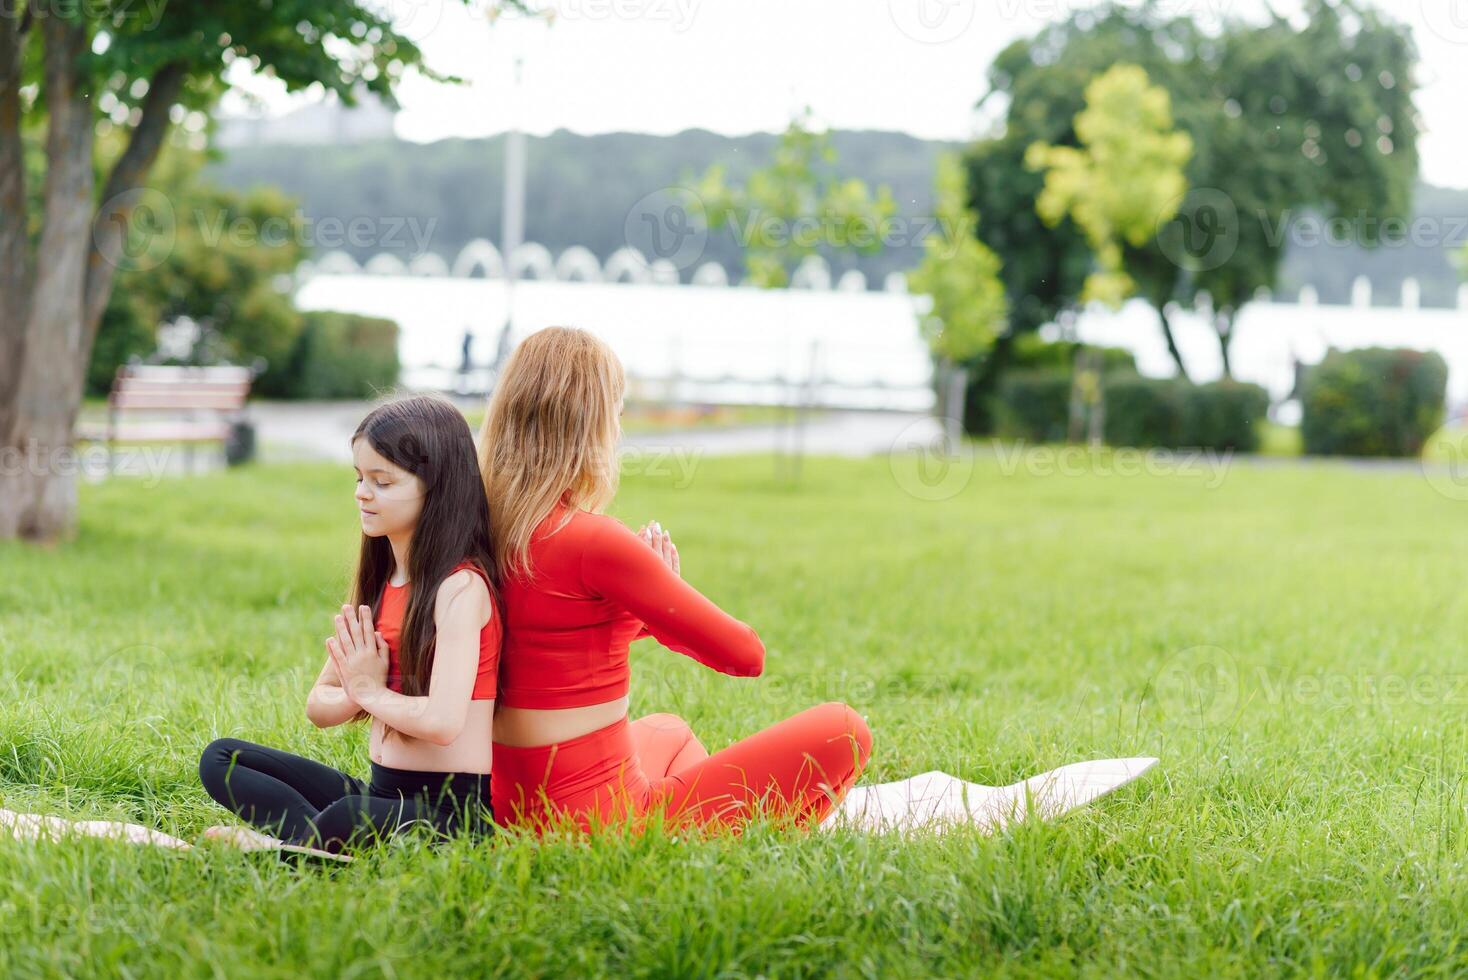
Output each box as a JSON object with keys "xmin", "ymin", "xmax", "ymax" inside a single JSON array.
[{"xmin": 295, "ymin": 274, "xmax": 1468, "ymax": 415}]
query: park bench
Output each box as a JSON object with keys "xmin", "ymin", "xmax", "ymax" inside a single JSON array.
[{"xmin": 81, "ymin": 364, "xmax": 257, "ymax": 473}]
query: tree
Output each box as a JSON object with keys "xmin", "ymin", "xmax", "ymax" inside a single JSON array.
[
  {"xmin": 693, "ymin": 110, "xmax": 897, "ymax": 288},
  {"xmin": 907, "ymin": 153, "xmax": 1006, "ymax": 440},
  {"xmin": 963, "ymin": 0, "xmax": 1418, "ymax": 393},
  {"xmin": 0, "ymin": 1, "xmax": 520, "ymax": 541},
  {"xmin": 89, "ymin": 145, "xmax": 308, "ymax": 395},
  {"xmin": 1025, "ymin": 64, "xmax": 1193, "ymax": 312}
]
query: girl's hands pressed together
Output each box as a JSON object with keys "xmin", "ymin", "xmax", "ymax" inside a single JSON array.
[
  {"xmin": 637, "ymin": 520, "xmax": 680, "ymax": 578},
  {"xmin": 327, "ymin": 603, "xmax": 389, "ymax": 705}
]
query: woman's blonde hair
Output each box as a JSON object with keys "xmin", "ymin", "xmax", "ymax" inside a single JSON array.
[{"xmin": 477, "ymin": 326, "xmax": 625, "ymax": 580}]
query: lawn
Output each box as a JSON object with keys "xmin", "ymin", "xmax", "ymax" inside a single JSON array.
[{"xmin": 3, "ymin": 447, "xmax": 1468, "ymax": 976}]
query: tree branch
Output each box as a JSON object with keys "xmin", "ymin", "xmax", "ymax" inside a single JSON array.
[{"xmin": 82, "ymin": 60, "xmax": 186, "ymax": 345}]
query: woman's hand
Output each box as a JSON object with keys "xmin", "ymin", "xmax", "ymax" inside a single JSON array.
[
  {"xmin": 326, "ymin": 603, "xmax": 389, "ymax": 706},
  {"xmin": 637, "ymin": 520, "xmax": 680, "ymax": 577}
]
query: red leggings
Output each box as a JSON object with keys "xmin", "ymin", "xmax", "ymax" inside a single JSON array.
[{"xmin": 490, "ymin": 702, "xmax": 873, "ymax": 833}]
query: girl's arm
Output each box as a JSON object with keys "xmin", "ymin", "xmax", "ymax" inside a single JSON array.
[
  {"xmin": 329, "ymin": 571, "xmax": 492, "ymax": 746},
  {"xmin": 305, "ymin": 653, "xmax": 363, "ymax": 728}
]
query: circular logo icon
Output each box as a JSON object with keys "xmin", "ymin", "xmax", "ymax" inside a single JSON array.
[
  {"xmin": 1422, "ymin": 423, "xmax": 1468, "ymax": 501},
  {"xmin": 92, "ymin": 187, "xmax": 176, "ymax": 273},
  {"xmin": 1151, "ymin": 645, "xmax": 1241, "ymax": 729},
  {"xmin": 889, "ymin": 0, "xmax": 975, "ymax": 44},
  {"xmin": 622, "ymin": 186, "xmax": 709, "ymax": 273},
  {"xmin": 377, "ymin": 0, "xmax": 446, "ymax": 46},
  {"xmin": 888, "ymin": 417, "xmax": 974, "ymax": 502},
  {"xmin": 1156, "ymin": 187, "xmax": 1239, "ymax": 273},
  {"xmin": 1421, "ymin": 0, "xmax": 1468, "ymax": 45}
]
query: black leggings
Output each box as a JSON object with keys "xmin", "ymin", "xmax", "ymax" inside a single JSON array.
[{"xmin": 199, "ymin": 737, "xmax": 494, "ymax": 854}]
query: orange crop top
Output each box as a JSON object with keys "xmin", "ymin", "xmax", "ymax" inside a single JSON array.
[
  {"xmin": 376, "ymin": 560, "xmax": 500, "ymax": 700},
  {"xmin": 496, "ymin": 502, "xmax": 765, "ymax": 709}
]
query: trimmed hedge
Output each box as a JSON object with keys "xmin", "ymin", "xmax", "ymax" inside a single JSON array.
[
  {"xmin": 995, "ymin": 369, "xmax": 1074, "ymax": 442},
  {"xmin": 1301, "ymin": 347, "xmax": 1447, "ymax": 457},
  {"xmin": 262, "ymin": 310, "xmax": 400, "ymax": 399},
  {"xmin": 1187, "ymin": 381, "xmax": 1272, "ymax": 452},
  {"xmin": 993, "ymin": 370, "xmax": 1272, "ymax": 451}
]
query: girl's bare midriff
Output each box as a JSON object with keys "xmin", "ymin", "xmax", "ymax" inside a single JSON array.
[
  {"xmin": 492, "ymin": 696, "xmax": 630, "ymax": 747},
  {"xmin": 372, "ymin": 701, "xmax": 497, "ymax": 773}
]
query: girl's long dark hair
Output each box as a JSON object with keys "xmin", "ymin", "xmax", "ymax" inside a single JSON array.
[{"xmin": 350, "ymin": 394, "xmax": 499, "ymax": 698}]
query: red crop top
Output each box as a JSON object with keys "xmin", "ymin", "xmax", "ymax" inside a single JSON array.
[
  {"xmin": 496, "ymin": 502, "xmax": 765, "ymax": 709},
  {"xmin": 376, "ymin": 560, "xmax": 500, "ymax": 700}
]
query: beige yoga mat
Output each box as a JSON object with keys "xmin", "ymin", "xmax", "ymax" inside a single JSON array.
[{"xmin": 821, "ymin": 757, "xmax": 1159, "ymax": 835}]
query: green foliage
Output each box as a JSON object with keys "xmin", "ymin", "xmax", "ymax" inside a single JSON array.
[
  {"xmin": 1025, "ymin": 64, "xmax": 1193, "ymax": 308},
  {"xmin": 994, "ymin": 370, "xmax": 1074, "ymax": 443},
  {"xmin": 990, "ymin": 342, "xmax": 1138, "ymax": 442},
  {"xmin": 1301, "ymin": 347, "xmax": 1447, "ymax": 457},
  {"xmin": 694, "ymin": 111, "xmax": 897, "ymax": 288},
  {"xmin": 967, "ymin": 1, "xmax": 1420, "ymax": 373},
  {"xmin": 87, "ymin": 146, "xmax": 307, "ymax": 394},
  {"xmin": 1187, "ymin": 381, "xmax": 1272, "ymax": 453},
  {"xmin": 908, "ymin": 154, "xmax": 1007, "ymax": 363},
  {"xmin": 261, "ymin": 311, "xmax": 400, "ymax": 400},
  {"xmin": 1101, "ymin": 375, "xmax": 1190, "ymax": 448}
]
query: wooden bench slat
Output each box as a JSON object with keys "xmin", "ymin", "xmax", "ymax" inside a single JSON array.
[{"xmin": 108, "ymin": 392, "xmax": 249, "ymax": 411}]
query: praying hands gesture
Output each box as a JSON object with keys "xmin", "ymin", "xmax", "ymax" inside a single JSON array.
[
  {"xmin": 326, "ymin": 603, "xmax": 389, "ymax": 705},
  {"xmin": 637, "ymin": 520, "xmax": 679, "ymax": 577}
]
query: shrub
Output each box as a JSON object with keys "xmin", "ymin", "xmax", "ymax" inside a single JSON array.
[
  {"xmin": 1102, "ymin": 374, "xmax": 1189, "ymax": 448},
  {"xmin": 1301, "ymin": 347, "xmax": 1447, "ymax": 457},
  {"xmin": 1185, "ymin": 381, "xmax": 1271, "ymax": 452},
  {"xmin": 267, "ymin": 311, "xmax": 401, "ymax": 399},
  {"xmin": 994, "ymin": 369, "xmax": 1074, "ymax": 442}
]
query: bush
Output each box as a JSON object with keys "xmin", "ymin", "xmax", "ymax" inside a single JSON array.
[
  {"xmin": 1301, "ymin": 347, "xmax": 1447, "ymax": 457},
  {"xmin": 987, "ymin": 341, "xmax": 1138, "ymax": 441},
  {"xmin": 1186, "ymin": 381, "xmax": 1272, "ymax": 452},
  {"xmin": 994, "ymin": 369, "xmax": 1073, "ymax": 442},
  {"xmin": 263, "ymin": 311, "xmax": 400, "ymax": 399},
  {"xmin": 1102, "ymin": 375, "xmax": 1189, "ymax": 448}
]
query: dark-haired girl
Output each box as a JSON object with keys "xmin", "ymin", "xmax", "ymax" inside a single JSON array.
[{"xmin": 199, "ymin": 394, "xmax": 502, "ymax": 856}]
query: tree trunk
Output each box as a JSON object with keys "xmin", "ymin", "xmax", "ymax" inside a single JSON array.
[
  {"xmin": 0, "ymin": 7, "xmax": 31, "ymax": 443},
  {"xmin": 0, "ymin": 20, "xmax": 185, "ymax": 540},
  {"xmin": 1213, "ymin": 310, "xmax": 1235, "ymax": 379},
  {"xmin": 1153, "ymin": 302, "xmax": 1192, "ymax": 383},
  {"xmin": 0, "ymin": 14, "xmax": 94, "ymax": 540}
]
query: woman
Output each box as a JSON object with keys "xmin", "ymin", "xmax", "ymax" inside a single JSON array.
[
  {"xmin": 479, "ymin": 326, "xmax": 872, "ymax": 833},
  {"xmin": 199, "ymin": 395, "xmax": 501, "ymax": 855}
]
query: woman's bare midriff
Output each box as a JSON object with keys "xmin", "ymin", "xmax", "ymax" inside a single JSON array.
[
  {"xmin": 492, "ymin": 695, "xmax": 631, "ymax": 747},
  {"xmin": 370, "ymin": 701, "xmax": 496, "ymax": 774}
]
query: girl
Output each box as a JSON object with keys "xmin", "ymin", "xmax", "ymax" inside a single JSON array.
[
  {"xmin": 479, "ymin": 326, "xmax": 872, "ymax": 834},
  {"xmin": 199, "ymin": 395, "xmax": 501, "ymax": 856}
]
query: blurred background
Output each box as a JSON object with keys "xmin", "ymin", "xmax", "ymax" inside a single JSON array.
[{"xmin": 2, "ymin": 0, "xmax": 1465, "ymax": 538}]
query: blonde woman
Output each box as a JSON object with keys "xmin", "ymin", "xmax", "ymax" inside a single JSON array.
[{"xmin": 479, "ymin": 326, "xmax": 872, "ymax": 833}]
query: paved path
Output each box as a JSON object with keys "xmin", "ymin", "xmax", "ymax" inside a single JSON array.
[{"xmin": 250, "ymin": 400, "xmax": 946, "ymax": 463}]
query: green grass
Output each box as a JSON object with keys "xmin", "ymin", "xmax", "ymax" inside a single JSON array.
[{"xmin": 4, "ymin": 449, "xmax": 1468, "ymax": 976}]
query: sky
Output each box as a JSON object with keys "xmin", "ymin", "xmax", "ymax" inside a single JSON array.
[{"xmin": 221, "ymin": 0, "xmax": 1468, "ymax": 189}]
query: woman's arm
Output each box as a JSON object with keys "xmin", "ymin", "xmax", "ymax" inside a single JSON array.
[
  {"xmin": 329, "ymin": 572, "xmax": 492, "ymax": 746},
  {"xmin": 305, "ymin": 653, "xmax": 363, "ymax": 728},
  {"xmin": 582, "ymin": 516, "xmax": 765, "ymax": 677}
]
